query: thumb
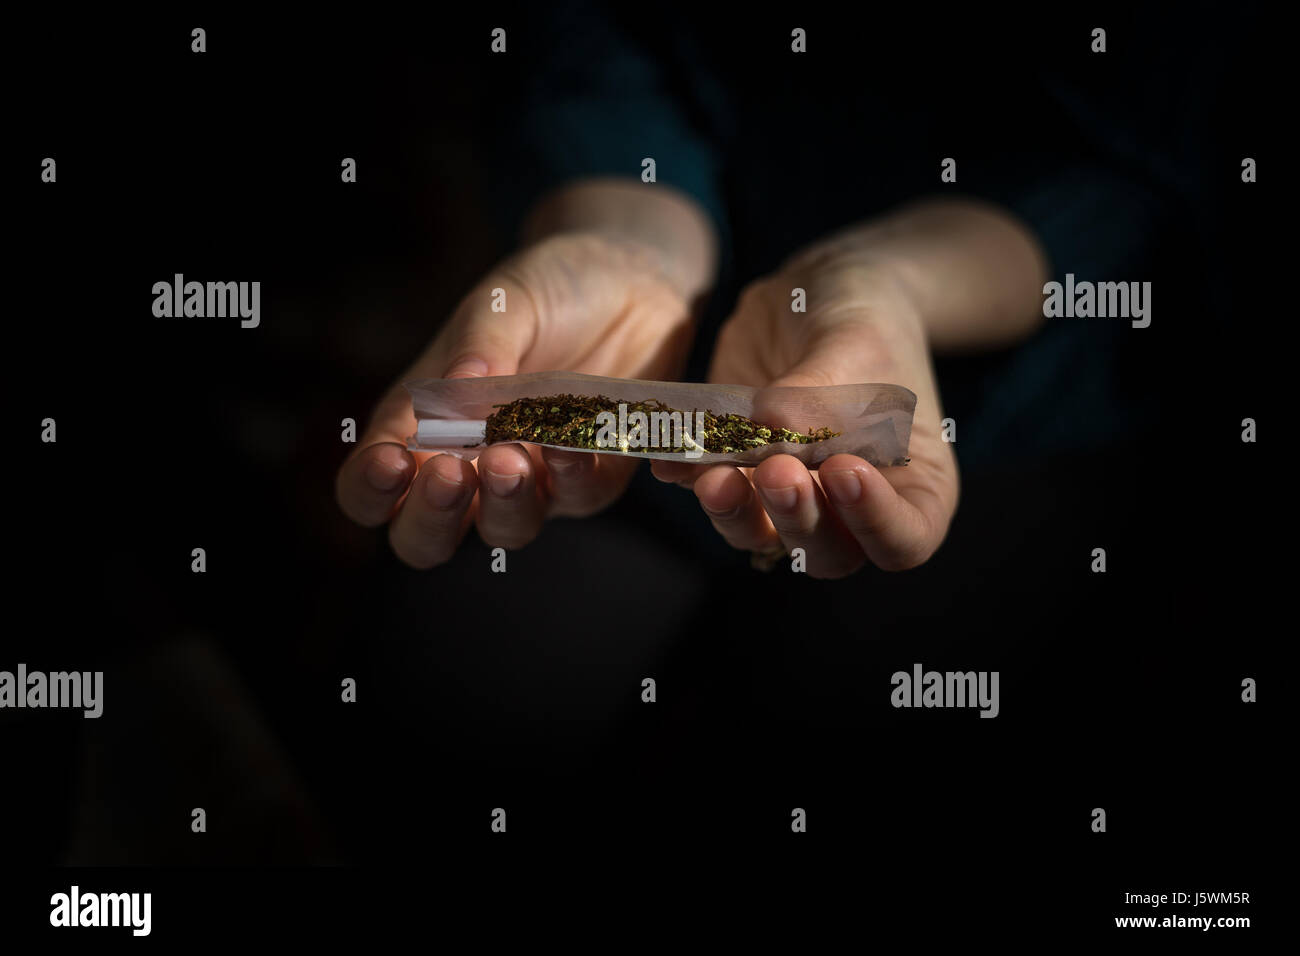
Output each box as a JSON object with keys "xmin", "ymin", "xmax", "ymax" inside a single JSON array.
[
  {"xmin": 357, "ymin": 275, "xmax": 540, "ymax": 451},
  {"xmin": 766, "ymin": 322, "xmax": 886, "ymax": 390},
  {"xmin": 435, "ymin": 275, "xmax": 539, "ymax": 381},
  {"xmin": 334, "ymin": 277, "xmax": 536, "ymax": 527},
  {"xmin": 748, "ymin": 324, "xmax": 880, "ymax": 427}
]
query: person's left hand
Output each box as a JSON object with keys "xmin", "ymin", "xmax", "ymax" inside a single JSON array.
[{"xmin": 652, "ymin": 251, "xmax": 959, "ymax": 577}]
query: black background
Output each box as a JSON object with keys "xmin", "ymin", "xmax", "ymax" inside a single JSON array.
[{"xmin": 4, "ymin": 4, "xmax": 1280, "ymax": 941}]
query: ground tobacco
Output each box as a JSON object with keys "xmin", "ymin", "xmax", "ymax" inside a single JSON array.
[{"xmin": 482, "ymin": 393, "xmax": 840, "ymax": 454}]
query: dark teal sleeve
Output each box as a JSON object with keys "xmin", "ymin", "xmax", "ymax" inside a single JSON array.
[
  {"xmin": 477, "ymin": 2, "xmax": 727, "ymax": 247},
  {"xmin": 935, "ymin": 7, "xmax": 1228, "ymax": 471}
]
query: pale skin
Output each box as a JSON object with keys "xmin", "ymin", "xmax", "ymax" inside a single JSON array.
[{"xmin": 335, "ymin": 178, "xmax": 1048, "ymax": 577}]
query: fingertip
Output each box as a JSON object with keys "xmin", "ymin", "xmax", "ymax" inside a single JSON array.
[
  {"xmin": 475, "ymin": 441, "xmax": 545, "ymax": 548},
  {"xmin": 651, "ymin": 460, "xmax": 698, "ymax": 484},
  {"xmin": 821, "ymin": 453, "xmax": 876, "ymax": 476},
  {"xmin": 819, "ymin": 455, "xmax": 874, "ymax": 508},
  {"xmin": 480, "ymin": 442, "xmax": 533, "ymax": 478},
  {"xmin": 753, "ymin": 453, "xmax": 809, "ymax": 492},
  {"xmin": 542, "ymin": 447, "xmax": 595, "ymax": 481},
  {"xmin": 693, "ymin": 466, "xmax": 751, "ymax": 517},
  {"xmin": 424, "ymin": 453, "xmax": 476, "ymax": 509},
  {"xmin": 337, "ymin": 442, "xmax": 416, "ymax": 527},
  {"xmin": 364, "ymin": 443, "xmax": 416, "ymax": 493},
  {"xmin": 443, "ymin": 356, "xmax": 490, "ymax": 379},
  {"xmin": 819, "ymin": 457, "xmax": 937, "ymax": 571}
]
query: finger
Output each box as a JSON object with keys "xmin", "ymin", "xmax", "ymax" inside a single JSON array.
[
  {"xmin": 437, "ymin": 274, "xmax": 538, "ymax": 380},
  {"xmin": 475, "ymin": 443, "xmax": 546, "ymax": 549},
  {"xmin": 692, "ymin": 465, "xmax": 780, "ymax": 553},
  {"xmin": 817, "ymin": 454, "xmax": 942, "ymax": 571},
  {"xmin": 337, "ymin": 277, "xmax": 536, "ymax": 528},
  {"xmin": 650, "ymin": 458, "xmax": 708, "ymax": 488},
  {"xmin": 335, "ymin": 440, "xmax": 418, "ymax": 528},
  {"xmin": 542, "ymin": 447, "xmax": 639, "ymax": 518},
  {"xmin": 751, "ymin": 455, "xmax": 865, "ymax": 578},
  {"xmin": 388, "ymin": 454, "xmax": 479, "ymax": 569},
  {"xmin": 760, "ymin": 318, "xmax": 909, "ymax": 393},
  {"xmin": 363, "ymin": 276, "xmax": 538, "ymax": 449}
]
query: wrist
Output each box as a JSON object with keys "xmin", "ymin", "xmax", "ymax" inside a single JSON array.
[
  {"xmin": 787, "ymin": 253, "xmax": 928, "ymax": 344},
  {"xmin": 788, "ymin": 199, "xmax": 1049, "ymax": 350},
  {"xmin": 522, "ymin": 178, "xmax": 717, "ymax": 301}
]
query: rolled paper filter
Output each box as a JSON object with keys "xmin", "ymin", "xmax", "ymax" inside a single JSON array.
[{"xmin": 414, "ymin": 418, "xmax": 487, "ymax": 447}]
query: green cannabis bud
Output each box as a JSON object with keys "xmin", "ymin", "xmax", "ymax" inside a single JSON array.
[{"xmin": 482, "ymin": 394, "xmax": 840, "ymax": 454}]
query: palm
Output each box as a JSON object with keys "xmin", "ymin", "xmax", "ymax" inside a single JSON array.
[
  {"xmin": 502, "ymin": 233, "xmax": 695, "ymax": 382},
  {"xmin": 699, "ymin": 269, "xmax": 959, "ymax": 572}
]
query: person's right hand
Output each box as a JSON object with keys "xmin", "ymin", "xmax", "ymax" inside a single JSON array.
[{"xmin": 335, "ymin": 231, "xmax": 697, "ymax": 568}]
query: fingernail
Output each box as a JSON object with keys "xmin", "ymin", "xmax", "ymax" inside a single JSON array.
[
  {"xmin": 426, "ymin": 457, "xmax": 467, "ymax": 509},
  {"xmin": 484, "ymin": 469, "xmax": 523, "ymax": 497},
  {"xmin": 822, "ymin": 470, "xmax": 863, "ymax": 505},
  {"xmin": 365, "ymin": 455, "xmax": 408, "ymax": 494},
  {"xmin": 701, "ymin": 501, "xmax": 742, "ymax": 520},
  {"xmin": 547, "ymin": 455, "xmax": 586, "ymax": 477},
  {"xmin": 759, "ymin": 485, "xmax": 799, "ymax": 514},
  {"xmin": 444, "ymin": 357, "xmax": 489, "ymax": 379}
]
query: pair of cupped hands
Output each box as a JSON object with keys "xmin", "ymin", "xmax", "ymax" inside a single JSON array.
[{"xmin": 336, "ymin": 216, "xmax": 959, "ymax": 579}]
